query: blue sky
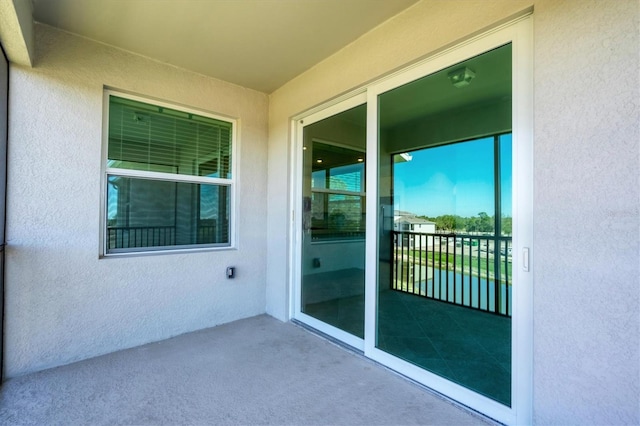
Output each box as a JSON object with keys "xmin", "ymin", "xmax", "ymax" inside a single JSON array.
[{"xmin": 393, "ymin": 135, "xmax": 512, "ymax": 218}]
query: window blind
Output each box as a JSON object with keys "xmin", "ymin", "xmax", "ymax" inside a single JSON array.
[{"xmin": 108, "ymin": 95, "xmax": 232, "ymax": 178}]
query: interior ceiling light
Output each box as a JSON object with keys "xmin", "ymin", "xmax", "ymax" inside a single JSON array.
[
  {"xmin": 448, "ymin": 66, "xmax": 476, "ymax": 88},
  {"xmin": 316, "ymin": 158, "xmax": 323, "ymax": 163}
]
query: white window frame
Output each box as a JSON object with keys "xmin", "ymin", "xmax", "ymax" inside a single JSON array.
[
  {"xmin": 292, "ymin": 92, "xmax": 368, "ymax": 351},
  {"xmin": 309, "ymin": 138, "xmax": 366, "ymax": 244},
  {"xmin": 99, "ymin": 89, "xmax": 238, "ymax": 257}
]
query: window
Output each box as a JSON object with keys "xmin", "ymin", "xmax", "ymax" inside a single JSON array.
[
  {"xmin": 102, "ymin": 91, "xmax": 235, "ymax": 254},
  {"xmin": 308, "ymin": 141, "xmax": 365, "ymax": 241}
]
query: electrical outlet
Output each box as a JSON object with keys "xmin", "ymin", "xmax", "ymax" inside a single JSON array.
[{"xmin": 226, "ymin": 267, "xmax": 235, "ymax": 278}]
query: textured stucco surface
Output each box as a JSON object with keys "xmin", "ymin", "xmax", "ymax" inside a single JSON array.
[
  {"xmin": 267, "ymin": 0, "xmax": 639, "ymax": 424},
  {"xmin": 532, "ymin": 1, "xmax": 639, "ymax": 424},
  {"xmin": 5, "ymin": 24, "xmax": 269, "ymax": 377}
]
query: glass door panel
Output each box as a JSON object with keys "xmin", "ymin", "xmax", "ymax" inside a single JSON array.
[
  {"xmin": 376, "ymin": 44, "xmax": 513, "ymax": 405},
  {"xmin": 301, "ymin": 104, "xmax": 367, "ymax": 338}
]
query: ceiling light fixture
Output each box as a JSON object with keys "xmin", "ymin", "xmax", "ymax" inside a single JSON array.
[{"xmin": 448, "ymin": 66, "xmax": 475, "ymax": 88}]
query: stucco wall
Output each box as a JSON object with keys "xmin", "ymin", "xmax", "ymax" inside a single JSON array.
[
  {"xmin": 5, "ymin": 25, "xmax": 269, "ymax": 377},
  {"xmin": 267, "ymin": 0, "xmax": 639, "ymax": 424},
  {"xmin": 532, "ymin": 1, "xmax": 639, "ymax": 424}
]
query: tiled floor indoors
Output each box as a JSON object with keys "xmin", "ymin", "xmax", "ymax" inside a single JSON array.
[{"xmin": 304, "ymin": 270, "xmax": 511, "ymax": 406}]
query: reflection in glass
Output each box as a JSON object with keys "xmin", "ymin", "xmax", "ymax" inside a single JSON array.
[
  {"xmin": 108, "ymin": 95, "xmax": 232, "ymax": 179},
  {"xmin": 106, "ymin": 176, "xmax": 229, "ymax": 253},
  {"xmin": 500, "ymin": 134, "xmax": 513, "ymax": 237},
  {"xmin": 377, "ymin": 44, "xmax": 512, "ymax": 405},
  {"xmin": 301, "ymin": 104, "xmax": 366, "ymax": 338}
]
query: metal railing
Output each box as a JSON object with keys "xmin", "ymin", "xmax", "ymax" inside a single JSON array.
[
  {"xmin": 392, "ymin": 231, "xmax": 512, "ymax": 316},
  {"xmin": 107, "ymin": 226, "xmax": 176, "ymax": 250},
  {"xmin": 107, "ymin": 225, "xmax": 220, "ymax": 250},
  {"xmin": 197, "ymin": 225, "xmax": 218, "ymax": 244}
]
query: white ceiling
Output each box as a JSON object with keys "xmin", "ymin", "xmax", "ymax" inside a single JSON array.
[{"xmin": 32, "ymin": 0, "xmax": 419, "ymax": 93}]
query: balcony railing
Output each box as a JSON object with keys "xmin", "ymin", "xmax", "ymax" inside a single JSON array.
[
  {"xmin": 392, "ymin": 231, "xmax": 512, "ymax": 316},
  {"xmin": 107, "ymin": 226, "xmax": 176, "ymax": 250},
  {"xmin": 107, "ymin": 225, "xmax": 219, "ymax": 250}
]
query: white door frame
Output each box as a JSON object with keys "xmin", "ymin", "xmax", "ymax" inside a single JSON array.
[
  {"xmin": 291, "ymin": 92, "xmax": 368, "ymax": 351},
  {"xmin": 291, "ymin": 16, "xmax": 533, "ymax": 425}
]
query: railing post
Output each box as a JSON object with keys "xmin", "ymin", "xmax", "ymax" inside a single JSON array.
[
  {"xmin": 394, "ymin": 232, "xmax": 398, "ymax": 290},
  {"xmin": 494, "ymin": 237, "xmax": 501, "ymax": 314},
  {"xmin": 493, "ymin": 135, "xmax": 503, "ymax": 314},
  {"xmin": 389, "ymin": 230, "xmax": 511, "ymax": 317}
]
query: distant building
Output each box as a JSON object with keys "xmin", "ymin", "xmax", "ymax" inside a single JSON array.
[
  {"xmin": 394, "ymin": 210, "xmax": 436, "ymax": 234},
  {"xmin": 394, "ymin": 211, "xmax": 435, "ymax": 249}
]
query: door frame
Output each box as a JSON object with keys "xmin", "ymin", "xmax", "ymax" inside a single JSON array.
[
  {"xmin": 0, "ymin": 44, "xmax": 9, "ymax": 384},
  {"xmin": 290, "ymin": 16, "xmax": 533, "ymax": 425},
  {"xmin": 291, "ymin": 92, "xmax": 367, "ymax": 351}
]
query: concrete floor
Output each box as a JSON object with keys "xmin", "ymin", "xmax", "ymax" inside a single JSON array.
[{"xmin": 0, "ymin": 315, "xmax": 490, "ymax": 425}]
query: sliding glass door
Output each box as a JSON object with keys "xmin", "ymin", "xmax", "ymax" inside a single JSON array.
[
  {"xmin": 295, "ymin": 17, "xmax": 532, "ymax": 425},
  {"xmin": 297, "ymin": 97, "xmax": 367, "ymax": 348},
  {"xmin": 377, "ymin": 44, "xmax": 513, "ymax": 406},
  {"xmin": 375, "ymin": 43, "xmax": 524, "ymax": 416}
]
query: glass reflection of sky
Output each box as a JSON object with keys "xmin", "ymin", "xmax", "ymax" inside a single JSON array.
[{"xmin": 394, "ymin": 134, "xmax": 511, "ymax": 218}]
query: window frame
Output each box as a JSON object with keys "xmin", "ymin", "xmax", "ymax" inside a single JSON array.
[
  {"xmin": 308, "ymin": 138, "xmax": 366, "ymax": 243},
  {"xmin": 100, "ymin": 89, "xmax": 238, "ymax": 257}
]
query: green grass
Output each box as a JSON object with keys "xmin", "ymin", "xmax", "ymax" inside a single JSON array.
[{"xmin": 399, "ymin": 249, "xmax": 512, "ymax": 284}]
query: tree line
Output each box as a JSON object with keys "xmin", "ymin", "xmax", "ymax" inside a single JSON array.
[{"xmin": 418, "ymin": 212, "xmax": 512, "ymax": 235}]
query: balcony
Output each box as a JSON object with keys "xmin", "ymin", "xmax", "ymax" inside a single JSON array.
[
  {"xmin": 0, "ymin": 316, "xmax": 487, "ymax": 425},
  {"xmin": 392, "ymin": 231, "xmax": 512, "ymax": 317}
]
